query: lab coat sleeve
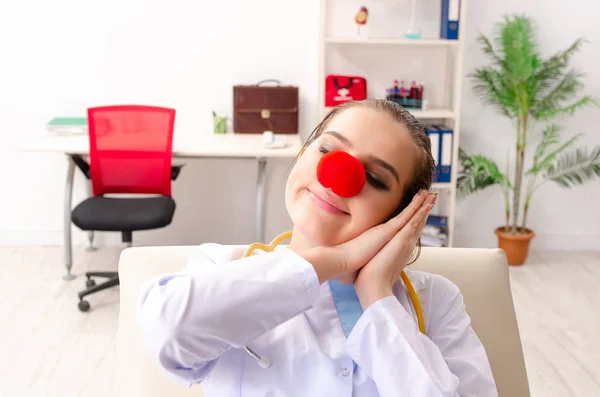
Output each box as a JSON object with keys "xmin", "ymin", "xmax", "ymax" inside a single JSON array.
[
  {"xmin": 136, "ymin": 244, "xmax": 320, "ymax": 387},
  {"xmin": 345, "ymin": 279, "xmax": 498, "ymax": 397}
]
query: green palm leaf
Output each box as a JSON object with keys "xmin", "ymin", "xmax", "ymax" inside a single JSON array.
[
  {"xmin": 469, "ymin": 68, "xmax": 515, "ymax": 118},
  {"xmin": 533, "ymin": 124, "xmax": 560, "ymax": 164},
  {"xmin": 537, "ymin": 133, "xmax": 582, "ymax": 172},
  {"xmin": 536, "ymin": 95, "xmax": 598, "ymax": 119},
  {"xmin": 533, "ymin": 69, "xmax": 584, "ymax": 118},
  {"xmin": 545, "ymin": 146, "xmax": 600, "ymax": 187},
  {"xmin": 478, "ymin": 34, "xmax": 508, "ymax": 70},
  {"xmin": 457, "ymin": 149, "xmax": 511, "ymax": 199},
  {"xmin": 532, "ymin": 38, "xmax": 586, "ymax": 103},
  {"xmin": 527, "ymin": 124, "xmax": 583, "ymax": 175},
  {"xmin": 497, "ymin": 14, "xmax": 539, "ymax": 81}
]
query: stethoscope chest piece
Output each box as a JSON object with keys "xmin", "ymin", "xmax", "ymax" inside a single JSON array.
[{"xmin": 244, "ymin": 346, "xmax": 271, "ymax": 369}]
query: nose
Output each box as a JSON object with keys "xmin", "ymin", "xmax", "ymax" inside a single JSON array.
[{"xmin": 317, "ymin": 150, "xmax": 366, "ymax": 198}]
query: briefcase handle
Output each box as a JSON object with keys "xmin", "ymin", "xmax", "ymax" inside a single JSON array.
[{"xmin": 256, "ymin": 79, "xmax": 281, "ymax": 87}]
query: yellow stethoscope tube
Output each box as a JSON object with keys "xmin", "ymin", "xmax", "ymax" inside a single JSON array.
[{"xmin": 243, "ymin": 230, "xmax": 426, "ymax": 335}]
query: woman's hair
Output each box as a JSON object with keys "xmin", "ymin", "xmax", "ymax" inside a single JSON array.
[{"xmin": 295, "ymin": 99, "xmax": 437, "ymax": 263}]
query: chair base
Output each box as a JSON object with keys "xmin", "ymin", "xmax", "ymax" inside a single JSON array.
[{"xmin": 77, "ymin": 271, "xmax": 120, "ymax": 312}]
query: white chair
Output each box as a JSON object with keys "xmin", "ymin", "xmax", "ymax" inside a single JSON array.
[{"xmin": 114, "ymin": 246, "xmax": 530, "ymax": 397}]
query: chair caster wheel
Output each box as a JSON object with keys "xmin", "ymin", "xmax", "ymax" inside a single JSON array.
[
  {"xmin": 86, "ymin": 279, "xmax": 96, "ymax": 288},
  {"xmin": 78, "ymin": 300, "xmax": 90, "ymax": 312}
]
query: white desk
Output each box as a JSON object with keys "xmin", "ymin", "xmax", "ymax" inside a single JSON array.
[{"xmin": 23, "ymin": 133, "xmax": 303, "ymax": 280}]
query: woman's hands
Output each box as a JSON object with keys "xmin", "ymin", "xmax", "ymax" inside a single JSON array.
[
  {"xmin": 354, "ymin": 191, "xmax": 436, "ymax": 309},
  {"xmin": 297, "ymin": 189, "xmax": 435, "ymax": 286}
]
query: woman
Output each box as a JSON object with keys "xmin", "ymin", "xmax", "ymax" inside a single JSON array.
[{"xmin": 137, "ymin": 99, "xmax": 498, "ymax": 396}]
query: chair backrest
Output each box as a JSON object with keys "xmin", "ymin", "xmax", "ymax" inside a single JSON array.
[
  {"xmin": 87, "ymin": 105, "xmax": 176, "ymax": 196},
  {"xmin": 115, "ymin": 246, "xmax": 530, "ymax": 397},
  {"xmin": 411, "ymin": 247, "xmax": 530, "ymax": 397}
]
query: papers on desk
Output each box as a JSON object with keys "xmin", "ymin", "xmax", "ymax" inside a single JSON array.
[
  {"xmin": 421, "ymin": 215, "xmax": 449, "ymax": 247},
  {"xmin": 46, "ymin": 117, "xmax": 88, "ymax": 135},
  {"xmin": 262, "ymin": 130, "xmax": 290, "ymax": 149}
]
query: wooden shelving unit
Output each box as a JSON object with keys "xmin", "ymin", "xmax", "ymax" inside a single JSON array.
[{"xmin": 317, "ymin": 0, "xmax": 467, "ymax": 247}]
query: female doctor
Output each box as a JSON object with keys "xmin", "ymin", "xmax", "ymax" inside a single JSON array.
[{"xmin": 137, "ymin": 99, "xmax": 499, "ymax": 397}]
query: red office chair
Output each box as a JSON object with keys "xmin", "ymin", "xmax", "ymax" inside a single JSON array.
[{"xmin": 70, "ymin": 105, "xmax": 182, "ymax": 312}]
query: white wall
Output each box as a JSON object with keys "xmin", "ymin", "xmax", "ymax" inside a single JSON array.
[
  {"xmin": 0, "ymin": 0, "xmax": 319, "ymax": 247},
  {"xmin": 0, "ymin": 0, "xmax": 598, "ymax": 250}
]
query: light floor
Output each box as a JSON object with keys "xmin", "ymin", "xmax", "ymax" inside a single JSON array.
[{"xmin": 0, "ymin": 246, "xmax": 598, "ymax": 397}]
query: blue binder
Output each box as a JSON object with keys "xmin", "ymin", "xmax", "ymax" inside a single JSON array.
[
  {"xmin": 424, "ymin": 125, "xmax": 440, "ymax": 182},
  {"xmin": 426, "ymin": 214, "xmax": 448, "ymax": 229},
  {"xmin": 440, "ymin": 0, "xmax": 461, "ymax": 40},
  {"xmin": 433, "ymin": 125, "xmax": 453, "ymax": 183}
]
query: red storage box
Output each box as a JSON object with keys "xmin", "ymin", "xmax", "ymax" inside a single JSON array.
[{"xmin": 325, "ymin": 75, "xmax": 367, "ymax": 106}]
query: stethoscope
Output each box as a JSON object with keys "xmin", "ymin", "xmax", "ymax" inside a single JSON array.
[{"xmin": 241, "ymin": 150, "xmax": 426, "ymax": 369}]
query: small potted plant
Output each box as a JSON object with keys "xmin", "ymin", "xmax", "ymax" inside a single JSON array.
[{"xmin": 458, "ymin": 14, "xmax": 600, "ymax": 265}]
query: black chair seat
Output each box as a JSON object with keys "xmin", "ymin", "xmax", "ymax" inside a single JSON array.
[{"xmin": 72, "ymin": 196, "xmax": 176, "ymax": 231}]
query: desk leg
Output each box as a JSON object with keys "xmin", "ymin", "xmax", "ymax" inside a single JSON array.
[
  {"xmin": 255, "ymin": 157, "xmax": 267, "ymax": 242},
  {"xmin": 63, "ymin": 155, "xmax": 75, "ymax": 281}
]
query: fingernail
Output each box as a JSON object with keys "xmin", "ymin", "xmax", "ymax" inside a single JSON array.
[{"xmin": 413, "ymin": 189, "xmax": 423, "ymax": 201}]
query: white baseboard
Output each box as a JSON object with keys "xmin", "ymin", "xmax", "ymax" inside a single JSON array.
[
  {"xmin": 454, "ymin": 231, "xmax": 600, "ymax": 251},
  {"xmin": 529, "ymin": 233, "xmax": 600, "ymax": 251}
]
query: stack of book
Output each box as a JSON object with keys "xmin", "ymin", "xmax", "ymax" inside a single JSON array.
[
  {"xmin": 46, "ymin": 117, "xmax": 88, "ymax": 135},
  {"xmin": 421, "ymin": 215, "xmax": 448, "ymax": 247}
]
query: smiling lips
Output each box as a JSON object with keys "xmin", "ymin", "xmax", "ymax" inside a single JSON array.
[{"xmin": 307, "ymin": 189, "xmax": 349, "ymax": 215}]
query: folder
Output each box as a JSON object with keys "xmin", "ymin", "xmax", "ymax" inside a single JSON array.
[
  {"xmin": 424, "ymin": 125, "xmax": 440, "ymax": 182},
  {"xmin": 433, "ymin": 125, "xmax": 453, "ymax": 183},
  {"xmin": 426, "ymin": 214, "xmax": 448, "ymax": 230},
  {"xmin": 440, "ymin": 0, "xmax": 460, "ymax": 40}
]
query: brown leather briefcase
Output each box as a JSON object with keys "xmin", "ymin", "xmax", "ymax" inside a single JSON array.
[{"xmin": 233, "ymin": 79, "xmax": 299, "ymax": 134}]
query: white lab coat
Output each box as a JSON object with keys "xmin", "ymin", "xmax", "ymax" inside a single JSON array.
[{"xmin": 137, "ymin": 243, "xmax": 498, "ymax": 397}]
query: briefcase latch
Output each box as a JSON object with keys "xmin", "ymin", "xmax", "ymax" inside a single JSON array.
[{"xmin": 261, "ymin": 109, "xmax": 271, "ymax": 119}]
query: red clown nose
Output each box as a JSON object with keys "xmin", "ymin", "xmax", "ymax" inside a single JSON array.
[{"xmin": 317, "ymin": 150, "xmax": 366, "ymax": 198}]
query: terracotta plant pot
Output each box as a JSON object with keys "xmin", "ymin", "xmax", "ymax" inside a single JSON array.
[{"xmin": 494, "ymin": 227, "xmax": 535, "ymax": 266}]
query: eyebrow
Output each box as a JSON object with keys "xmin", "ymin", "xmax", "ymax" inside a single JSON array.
[{"xmin": 323, "ymin": 130, "xmax": 400, "ymax": 184}]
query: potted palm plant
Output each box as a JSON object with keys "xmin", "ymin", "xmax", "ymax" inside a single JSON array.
[{"xmin": 458, "ymin": 14, "xmax": 600, "ymax": 265}]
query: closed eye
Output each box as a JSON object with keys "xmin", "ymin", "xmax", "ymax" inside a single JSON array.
[
  {"xmin": 318, "ymin": 145, "xmax": 389, "ymax": 191},
  {"xmin": 366, "ymin": 173, "xmax": 389, "ymax": 191}
]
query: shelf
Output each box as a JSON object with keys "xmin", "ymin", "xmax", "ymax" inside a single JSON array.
[
  {"xmin": 320, "ymin": 0, "xmax": 466, "ymax": 248},
  {"xmin": 325, "ymin": 37, "xmax": 459, "ymax": 47},
  {"xmin": 431, "ymin": 183, "xmax": 454, "ymax": 190},
  {"xmin": 407, "ymin": 108, "xmax": 456, "ymax": 119},
  {"xmin": 324, "ymin": 107, "xmax": 455, "ymax": 119}
]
